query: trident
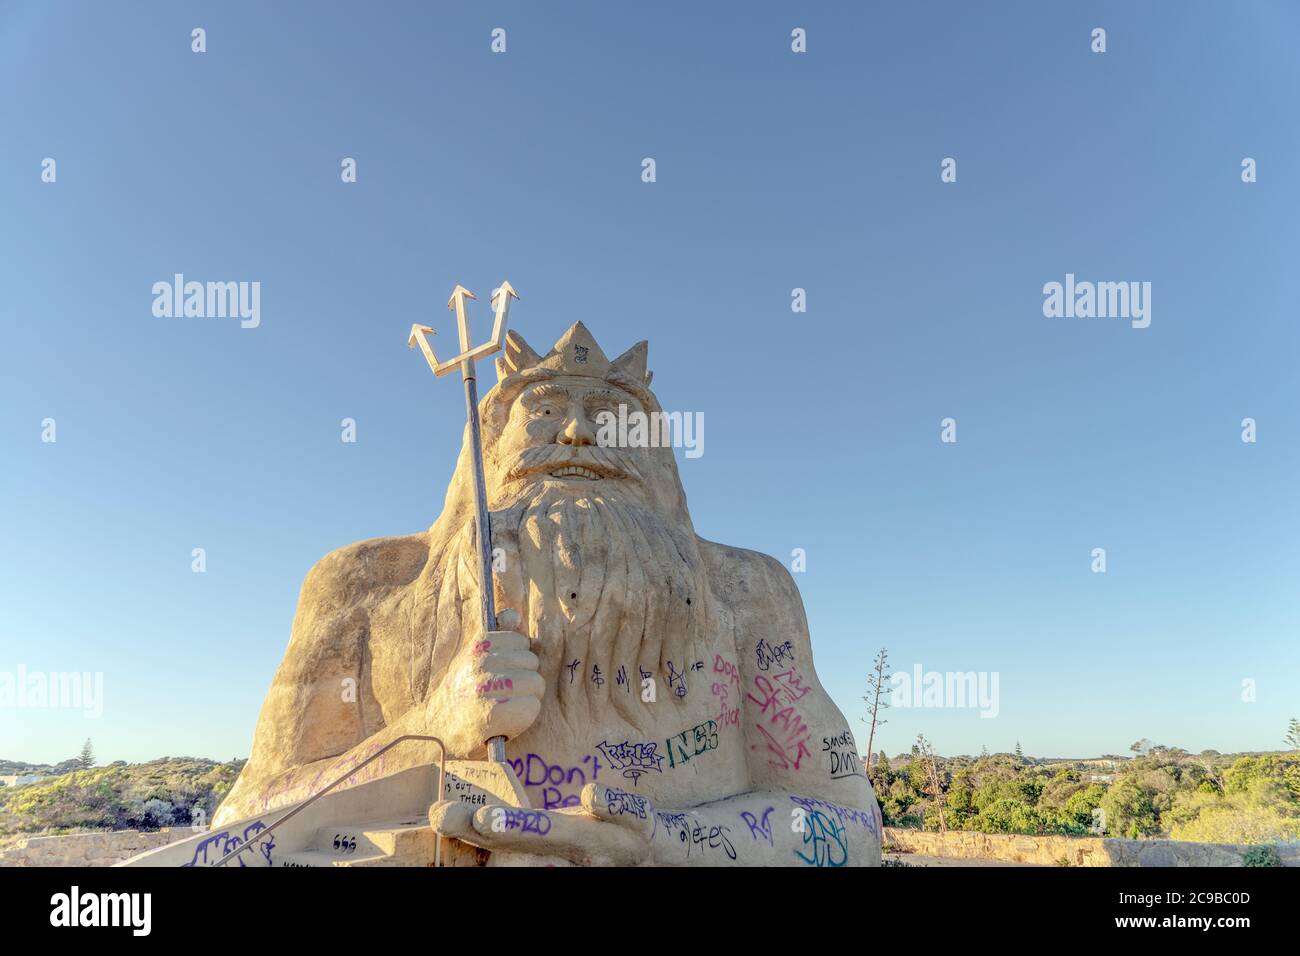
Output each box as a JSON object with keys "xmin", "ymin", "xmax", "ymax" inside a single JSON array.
[{"xmin": 408, "ymin": 280, "xmax": 519, "ymax": 764}]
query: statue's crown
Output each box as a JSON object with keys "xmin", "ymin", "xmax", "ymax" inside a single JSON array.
[{"xmin": 496, "ymin": 321, "xmax": 651, "ymax": 388}]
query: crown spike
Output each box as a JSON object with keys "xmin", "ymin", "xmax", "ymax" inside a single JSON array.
[
  {"xmin": 502, "ymin": 330, "xmax": 543, "ymax": 373},
  {"xmin": 539, "ymin": 321, "xmax": 610, "ymax": 376},
  {"xmin": 610, "ymin": 340, "xmax": 648, "ymax": 382}
]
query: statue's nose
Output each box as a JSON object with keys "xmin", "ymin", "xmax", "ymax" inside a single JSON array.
[{"xmin": 558, "ymin": 413, "xmax": 596, "ymax": 446}]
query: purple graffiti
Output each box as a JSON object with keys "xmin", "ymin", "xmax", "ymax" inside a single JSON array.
[
  {"xmin": 790, "ymin": 795, "xmax": 878, "ymax": 837},
  {"xmin": 596, "ymin": 739, "xmax": 665, "ymax": 784},
  {"xmin": 183, "ymin": 820, "xmax": 273, "ymax": 867},
  {"xmin": 739, "ymin": 806, "xmax": 775, "ymax": 845},
  {"xmin": 499, "ymin": 809, "xmax": 552, "ymax": 835},
  {"xmin": 508, "ymin": 752, "xmax": 604, "ymax": 809},
  {"xmin": 605, "ymin": 788, "xmax": 650, "ymax": 819}
]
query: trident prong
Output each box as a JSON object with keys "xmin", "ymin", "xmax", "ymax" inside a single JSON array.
[
  {"xmin": 407, "ymin": 324, "xmax": 439, "ymax": 371},
  {"xmin": 408, "ymin": 282, "xmax": 517, "ymax": 378}
]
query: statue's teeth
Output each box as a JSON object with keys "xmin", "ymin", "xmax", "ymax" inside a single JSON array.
[{"xmin": 550, "ymin": 465, "xmax": 602, "ymax": 480}]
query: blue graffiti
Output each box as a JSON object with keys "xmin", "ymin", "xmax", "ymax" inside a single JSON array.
[
  {"xmin": 184, "ymin": 820, "xmax": 274, "ymax": 867},
  {"xmin": 794, "ymin": 810, "xmax": 847, "ymax": 868}
]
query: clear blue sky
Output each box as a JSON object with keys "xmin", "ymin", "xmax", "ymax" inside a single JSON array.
[{"xmin": 2, "ymin": 1, "xmax": 1297, "ymax": 765}]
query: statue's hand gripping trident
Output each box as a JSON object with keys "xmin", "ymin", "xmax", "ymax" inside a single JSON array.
[{"xmin": 408, "ymin": 280, "xmax": 519, "ymax": 763}]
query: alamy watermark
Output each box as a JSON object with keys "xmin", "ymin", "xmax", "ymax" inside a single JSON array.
[
  {"xmin": 0, "ymin": 665, "xmax": 103, "ymax": 718},
  {"xmin": 152, "ymin": 274, "xmax": 260, "ymax": 329},
  {"xmin": 595, "ymin": 404, "xmax": 704, "ymax": 459},
  {"xmin": 50, "ymin": 886, "xmax": 150, "ymax": 936},
  {"xmin": 889, "ymin": 664, "xmax": 999, "ymax": 719},
  {"xmin": 1043, "ymin": 273, "xmax": 1150, "ymax": 329}
]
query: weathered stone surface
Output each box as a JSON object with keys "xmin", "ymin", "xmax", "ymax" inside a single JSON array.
[{"xmin": 215, "ymin": 323, "xmax": 881, "ymax": 866}]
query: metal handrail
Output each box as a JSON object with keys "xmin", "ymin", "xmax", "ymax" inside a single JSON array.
[{"xmin": 215, "ymin": 734, "xmax": 448, "ymax": 868}]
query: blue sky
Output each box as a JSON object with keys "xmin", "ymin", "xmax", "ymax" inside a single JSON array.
[{"xmin": 2, "ymin": 1, "xmax": 1297, "ymax": 765}]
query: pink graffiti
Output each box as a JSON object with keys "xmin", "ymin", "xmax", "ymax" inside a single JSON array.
[
  {"xmin": 771, "ymin": 668, "xmax": 811, "ymax": 705},
  {"xmin": 748, "ymin": 668, "xmax": 813, "ymax": 771},
  {"xmin": 712, "ymin": 654, "xmax": 741, "ymax": 687},
  {"xmin": 711, "ymin": 680, "xmax": 740, "ymax": 729}
]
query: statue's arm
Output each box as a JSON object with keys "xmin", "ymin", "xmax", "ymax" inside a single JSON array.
[
  {"xmin": 247, "ymin": 549, "xmax": 376, "ymax": 774},
  {"xmin": 433, "ymin": 782, "xmax": 881, "ymax": 867},
  {"xmin": 705, "ymin": 544, "xmax": 878, "ymax": 815},
  {"xmin": 215, "ymin": 536, "xmax": 429, "ymax": 823},
  {"xmin": 219, "ymin": 529, "xmax": 547, "ymax": 826}
]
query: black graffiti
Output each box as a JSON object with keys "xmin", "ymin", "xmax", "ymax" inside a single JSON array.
[{"xmin": 755, "ymin": 639, "xmax": 795, "ymax": 672}]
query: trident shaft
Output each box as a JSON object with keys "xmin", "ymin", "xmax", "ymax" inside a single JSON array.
[{"xmin": 408, "ymin": 281, "xmax": 518, "ymax": 763}]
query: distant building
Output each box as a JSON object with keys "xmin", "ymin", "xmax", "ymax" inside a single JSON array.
[{"xmin": 0, "ymin": 774, "xmax": 48, "ymax": 787}]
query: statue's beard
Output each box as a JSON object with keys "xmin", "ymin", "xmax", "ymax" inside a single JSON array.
[
  {"xmin": 495, "ymin": 484, "xmax": 709, "ymax": 732},
  {"xmin": 413, "ymin": 478, "xmax": 708, "ymax": 737}
]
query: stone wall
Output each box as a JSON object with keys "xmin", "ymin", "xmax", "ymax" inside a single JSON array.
[
  {"xmin": 0, "ymin": 829, "xmax": 189, "ymax": 867},
  {"xmin": 883, "ymin": 827, "xmax": 1300, "ymax": 867}
]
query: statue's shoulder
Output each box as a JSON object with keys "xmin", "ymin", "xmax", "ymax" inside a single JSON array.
[
  {"xmin": 697, "ymin": 538, "xmax": 805, "ymax": 625},
  {"xmin": 297, "ymin": 532, "xmax": 431, "ymax": 612}
]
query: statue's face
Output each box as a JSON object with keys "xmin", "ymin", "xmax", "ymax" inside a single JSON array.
[
  {"xmin": 487, "ymin": 376, "xmax": 664, "ymax": 507},
  {"xmin": 513, "ymin": 379, "xmax": 643, "ymax": 469}
]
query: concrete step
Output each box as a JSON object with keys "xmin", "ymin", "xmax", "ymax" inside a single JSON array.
[
  {"xmin": 306, "ymin": 818, "xmax": 450, "ymax": 867},
  {"xmin": 308, "ymin": 819, "xmax": 420, "ymax": 858},
  {"xmin": 273, "ymin": 818, "xmax": 488, "ymax": 868}
]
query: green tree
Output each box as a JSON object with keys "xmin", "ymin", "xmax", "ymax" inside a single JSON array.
[
  {"xmin": 1101, "ymin": 778, "xmax": 1160, "ymax": 837},
  {"xmin": 1057, "ymin": 784, "xmax": 1107, "ymax": 834},
  {"xmin": 1167, "ymin": 777, "xmax": 1300, "ymax": 845},
  {"xmin": 868, "ymin": 749, "xmax": 892, "ymax": 796},
  {"xmin": 77, "ymin": 739, "xmax": 95, "ymax": 770},
  {"xmin": 974, "ymin": 797, "xmax": 1041, "ymax": 834}
]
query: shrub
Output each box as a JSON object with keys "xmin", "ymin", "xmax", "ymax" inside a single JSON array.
[{"xmin": 1242, "ymin": 845, "xmax": 1283, "ymax": 867}]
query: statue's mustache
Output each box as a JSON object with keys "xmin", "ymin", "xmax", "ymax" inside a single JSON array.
[{"xmin": 505, "ymin": 444, "xmax": 641, "ymax": 483}]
